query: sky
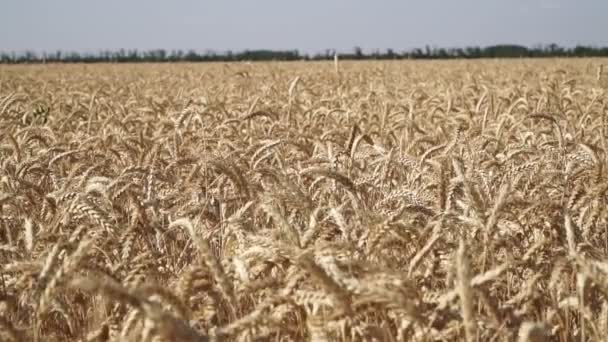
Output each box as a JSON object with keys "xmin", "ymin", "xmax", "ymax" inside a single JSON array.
[{"xmin": 1, "ymin": 0, "xmax": 607, "ymax": 54}]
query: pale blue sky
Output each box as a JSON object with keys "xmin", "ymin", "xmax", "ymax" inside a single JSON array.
[{"xmin": 1, "ymin": 0, "xmax": 607, "ymax": 53}]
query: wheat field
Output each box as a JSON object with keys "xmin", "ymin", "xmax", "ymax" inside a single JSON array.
[{"xmin": 1, "ymin": 59, "xmax": 608, "ymax": 341}]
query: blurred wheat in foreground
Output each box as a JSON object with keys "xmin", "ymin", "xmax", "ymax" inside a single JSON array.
[{"xmin": 1, "ymin": 59, "xmax": 608, "ymax": 341}]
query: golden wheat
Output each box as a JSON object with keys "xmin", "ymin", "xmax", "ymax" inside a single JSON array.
[{"xmin": 0, "ymin": 58, "xmax": 607, "ymax": 341}]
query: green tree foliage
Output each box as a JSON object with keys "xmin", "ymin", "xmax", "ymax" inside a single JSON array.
[{"xmin": 2, "ymin": 44, "xmax": 608, "ymax": 64}]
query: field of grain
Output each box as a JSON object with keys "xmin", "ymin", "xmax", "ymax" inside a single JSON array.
[{"xmin": 1, "ymin": 59, "xmax": 608, "ymax": 341}]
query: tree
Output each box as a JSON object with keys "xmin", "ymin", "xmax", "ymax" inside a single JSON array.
[
  {"xmin": 4, "ymin": 44, "xmax": 608, "ymax": 64},
  {"xmin": 353, "ymin": 46, "xmax": 363, "ymax": 59}
]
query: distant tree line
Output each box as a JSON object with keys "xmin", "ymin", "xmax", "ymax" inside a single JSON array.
[{"xmin": 2, "ymin": 44, "xmax": 608, "ymax": 64}]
